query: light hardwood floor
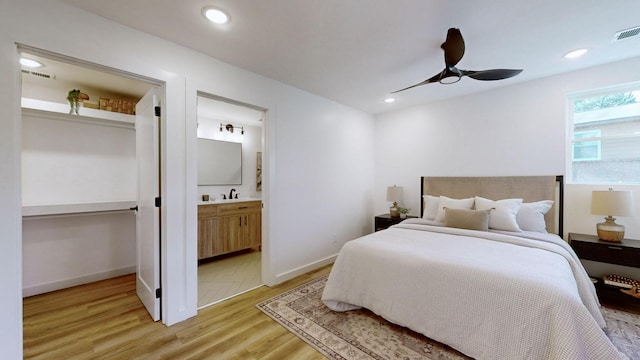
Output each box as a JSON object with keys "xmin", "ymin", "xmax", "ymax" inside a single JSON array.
[{"xmin": 23, "ymin": 265, "xmax": 332, "ymax": 360}]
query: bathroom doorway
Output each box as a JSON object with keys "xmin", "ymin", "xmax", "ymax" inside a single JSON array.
[{"xmin": 196, "ymin": 93, "xmax": 265, "ymax": 308}]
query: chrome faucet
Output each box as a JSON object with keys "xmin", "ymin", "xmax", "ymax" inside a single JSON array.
[{"xmin": 229, "ymin": 188, "xmax": 236, "ymax": 199}]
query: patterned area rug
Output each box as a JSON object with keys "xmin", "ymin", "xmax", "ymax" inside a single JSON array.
[{"xmin": 256, "ymin": 275, "xmax": 640, "ymax": 360}]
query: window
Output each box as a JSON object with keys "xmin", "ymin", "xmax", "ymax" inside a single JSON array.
[
  {"xmin": 568, "ymin": 84, "xmax": 640, "ymax": 184},
  {"xmin": 572, "ymin": 130, "xmax": 601, "ymax": 161}
]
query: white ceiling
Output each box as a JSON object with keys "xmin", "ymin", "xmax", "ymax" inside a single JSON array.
[{"xmin": 60, "ymin": 0, "xmax": 640, "ymax": 115}]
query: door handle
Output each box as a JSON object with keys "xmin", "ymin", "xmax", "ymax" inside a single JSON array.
[{"xmin": 130, "ymin": 205, "xmax": 138, "ymax": 211}]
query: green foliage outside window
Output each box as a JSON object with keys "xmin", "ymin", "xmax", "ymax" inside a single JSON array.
[{"xmin": 574, "ymin": 92, "xmax": 636, "ymax": 113}]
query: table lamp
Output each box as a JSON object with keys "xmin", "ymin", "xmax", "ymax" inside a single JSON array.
[
  {"xmin": 591, "ymin": 188, "xmax": 635, "ymax": 242},
  {"xmin": 387, "ymin": 185, "xmax": 403, "ymax": 218}
]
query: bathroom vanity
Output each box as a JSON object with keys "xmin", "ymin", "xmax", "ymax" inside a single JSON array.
[{"xmin": 198, "ymin": 199, "xmax": 262, "ymax": 260}]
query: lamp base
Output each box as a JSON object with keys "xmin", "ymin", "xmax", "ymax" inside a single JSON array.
[
  {"xmin": 596, "ymin": 216, "xmax": 625, "ymax": 242},
  {"xmin": 390, "ymin": 202, "xmax": 399, "ymax": 218}
]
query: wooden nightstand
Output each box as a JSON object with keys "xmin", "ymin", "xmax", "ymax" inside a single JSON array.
[
  {"xmin": 374, "ymin": 214, "xmax": 416, "ymax": 232},
  {"xmin": 569, "ymin": 232, "xmax": 640, "ymax": 313}
]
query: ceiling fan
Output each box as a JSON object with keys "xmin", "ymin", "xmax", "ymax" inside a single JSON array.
[{"xmin": 392, "ymin": 28, "xmax": 522, "ymax": 93}]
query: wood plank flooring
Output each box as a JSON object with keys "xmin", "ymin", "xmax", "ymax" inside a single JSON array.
[{"xmin": 23, "ymin": 265, "xmax": 332, "ymax": 360}]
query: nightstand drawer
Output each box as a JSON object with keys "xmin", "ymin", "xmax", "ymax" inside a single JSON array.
[
  {"xmin": 572, "ymin": 242, "xmax": 639, "ymax": 267},
  {"xmin": 570, "ymin": 233, "xmax": 640, "ymax": 268},
  {"xmin": 374, "ymin": 214, "xmax": 416, "ymax": 232}
]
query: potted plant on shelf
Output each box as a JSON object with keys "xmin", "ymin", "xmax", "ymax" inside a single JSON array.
[
  {"xmin": 398, "ymin": 207, "xmax": 411, "ymax": 219},
  {"xmin": 67, "ymin": 89, "xmax": 89, "ymax": 115}
]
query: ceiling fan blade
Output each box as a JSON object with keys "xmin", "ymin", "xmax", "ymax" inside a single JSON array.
[
  {"xmin": 441, "ymin": 28, "xmax": 465, "ymax": 67},
  {"xmin": 463, "ymin": 68, "xmax": 523, "ymax": 81},
  {"xmin": 390, "ymin": 71, "xmax": 442, "ymax": 93}
]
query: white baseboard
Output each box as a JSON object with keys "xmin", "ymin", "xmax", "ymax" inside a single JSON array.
[
  {"xmin": 23, "ymin": 265, "xmax": 136, "ymax": 297},
  {"xmin": 268, "ymin": 254, "xmax": 337, "ymax": 286}
]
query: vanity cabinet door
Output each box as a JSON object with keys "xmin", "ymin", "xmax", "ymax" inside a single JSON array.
[
  {"xmin": 243, "ymin": 211, "xmax": 262, "ymax": 248},
  {"xmin": 197, "ymin": 205, "xmax": 219, "ymax": 260},
  {"xmin": 219, "ymin": 215, "xmax": 243, "ymax": 254}
]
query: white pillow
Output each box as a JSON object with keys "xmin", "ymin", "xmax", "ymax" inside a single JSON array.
[
  {"xmin": 475, "ymin": 196, "xmax": 523, "ymax": 232},
  {"xmin": 422, "ymin": 195, "xmax": 440, "ymax": 220},
  {"xmin": 517, "ymin": 200, "xmax": 554, "ymax": 233},
  {"xmin": 435, "ymin": 196, "xmax": 475, "ymax": 223}
]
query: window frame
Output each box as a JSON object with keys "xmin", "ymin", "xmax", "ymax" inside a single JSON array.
[{"xmin": 566, "ymin": 81, "xmax": 640, "ymax": 184}]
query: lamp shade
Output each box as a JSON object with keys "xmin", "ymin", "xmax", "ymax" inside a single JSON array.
[
  {"xmin": 591, "ymin": 190, "xmax": 635, "ymax": 217},
  {"xmin": 386, "ymin": 186, "xmax": 403, "ymax": 203}
]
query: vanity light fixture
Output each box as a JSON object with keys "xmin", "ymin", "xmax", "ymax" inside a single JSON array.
[
  {"xmin": 220, "ymin": 123, "xmax": 244, "ymax": 135},
  {"xmin": 203, "ymin": 7, "xmax": 230, "ymax": 24},
  {"xmin": 20, "ymin": 57, "xmax": 43, "ymax": 68}
]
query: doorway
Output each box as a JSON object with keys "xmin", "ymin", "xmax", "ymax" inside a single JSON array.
[
  {"xmin": 19, "ymin": 46, "xmax": 163, "ymax": 321},
  {"xmin": 196, "ymin": 93, "xmax": 265, "ymax": 308}
]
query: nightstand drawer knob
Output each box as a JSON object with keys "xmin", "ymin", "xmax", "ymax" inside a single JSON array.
[{"xmin": 607, "ymin": 246, "xmax": 623, "ymax": 250}]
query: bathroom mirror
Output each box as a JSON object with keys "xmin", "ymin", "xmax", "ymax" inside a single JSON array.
[{"xmin": 197, "ymin": 138, "xmax": 242, "ymax": 185}]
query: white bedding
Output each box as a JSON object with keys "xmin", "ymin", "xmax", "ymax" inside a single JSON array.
[{"xmin": 322, "ymin": 220, "xmax": 623, "ymax": 360}]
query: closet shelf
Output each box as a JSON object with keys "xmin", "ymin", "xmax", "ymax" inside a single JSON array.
[
  {"xmin": 22, "ymin": 201, "xmax": 137, "ymax": 218},
  {"xmin": 22, "ymin": 98, "xmax": 135, "ymax": 129}
]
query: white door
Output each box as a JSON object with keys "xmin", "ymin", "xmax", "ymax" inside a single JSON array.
[{"xmin": 135, "ymin": 87, "xmax": 161, "ymax": 321}]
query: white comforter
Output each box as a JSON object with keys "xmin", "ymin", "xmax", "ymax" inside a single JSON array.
[{"xmin": 322, "ymin": 220, "xmax": 623, "ymax": 360}]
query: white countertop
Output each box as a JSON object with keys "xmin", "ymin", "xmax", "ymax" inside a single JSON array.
[{"xmin": 198, "ymin": 197, "xmax": 262, "ymax": 206}]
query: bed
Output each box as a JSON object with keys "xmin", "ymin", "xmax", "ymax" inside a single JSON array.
[{"xmin": 322, "ymin": 176, "xmax": 624, "ymax": 360}]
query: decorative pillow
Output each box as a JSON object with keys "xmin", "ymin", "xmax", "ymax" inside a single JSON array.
[
  {"xmin": 422, "ymin": 195, "xmax": 440, "ymax": 220},
  {"xmin": 475, "ymin": 196, "xmax": 523, "ymax": 232},
  {"xmin": 517, "ymin": 200, "xmax": 554, "ymax": 233},
  {"xmin": 435, "ymin": 196, "xmax": 475, "ymax": 223},
  {"xmin": 444, "ymin": 208, "xmax": 491, "ymax": 231}
]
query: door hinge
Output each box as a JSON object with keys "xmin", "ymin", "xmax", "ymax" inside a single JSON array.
[
  {"xmin": 155, "ymin": 197, "xmax": 161, "ymax": 207},
  {"xmin": 155, "ymin": 288, "xmax": 162, "ymax": 299},
  {"xmin": 154, "ymin": 106, "xmax": 161, "ymax": 117}
]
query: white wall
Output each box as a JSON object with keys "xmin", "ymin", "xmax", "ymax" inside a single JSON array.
[
  {"xmin": 374, "ymin": 57, "xmax": 640, "ymax": 279},
  {"xmin": 22, "ymin": 213, "xmax": 136, "ymax": 296},
  {"xmin": 1, "ymin": 1, "xmax": 375, "ymax": 357},
  {"xmin": 0, "ymin": 11, "xmax": 24, "ymax": 360},
  {"xmin": 21, "ymin": 109, "xmax": 137, "ymax": 296},
  {"xmin": 21, "ymin": 111, "xmax": 137, "ymax": 205}
]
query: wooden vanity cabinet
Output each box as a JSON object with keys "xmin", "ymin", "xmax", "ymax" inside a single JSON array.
[
  {"xmin": 198, "ymin": 200, "xmax": 261, "ymax": 260},
  {"xmin": 197, "ymin": 204, "xmax": 219, "ymax": 259}
]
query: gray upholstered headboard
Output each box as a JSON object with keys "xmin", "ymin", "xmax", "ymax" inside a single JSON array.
[{"xmin": 421, "ymin": 176, "xmax": 564, "ymax": 236}]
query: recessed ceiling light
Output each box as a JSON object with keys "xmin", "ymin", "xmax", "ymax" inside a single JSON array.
[
  {"xmin": 563, "ymin": 48, "xmax": 588, "ymax": 59},
  {"xmin": 20, "ymin": 57, "xmax": 43, "ymax": 68},
  {"xmin": 384, "ymin": 97, "xmax": 396, "ymax": 103},
  {"xmin": 203, "ymin": 7, "xmax": 230, "ymax": 24}
]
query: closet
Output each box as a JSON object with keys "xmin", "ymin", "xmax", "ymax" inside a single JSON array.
[{"xmin": 20, "ymin": 51, "xmax": 152, "ymax": 297}]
